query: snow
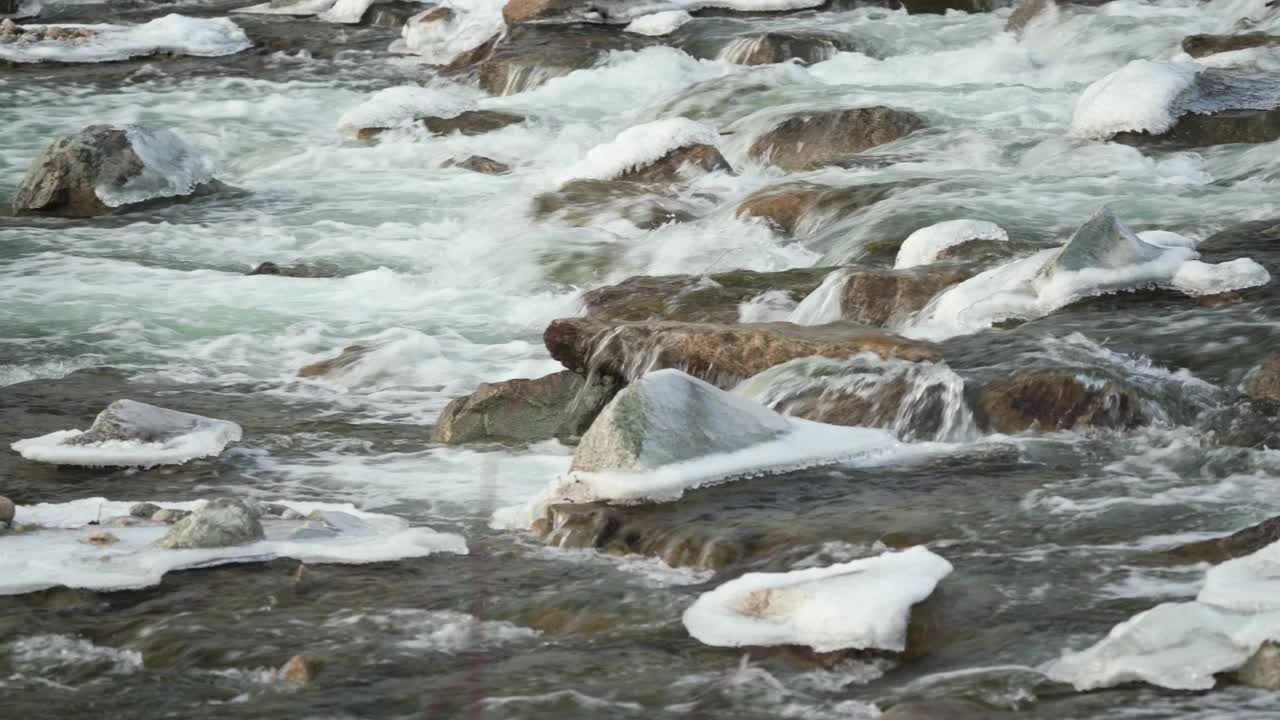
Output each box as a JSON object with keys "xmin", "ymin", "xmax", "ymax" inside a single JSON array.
[
  {"xmin": 233, "ymin": 0, "xmax": 334, "ymax": 16},
  {"xmin": 394, "ymin": 0, "xmax": 506, "ymax": 66},
  {"xmin": 337, "ymin": 86, "xmax": 478, "ymax": 135},
  {"xmin": 1070, "ymin": 60, "xmax": 1202, "ymax": 139},
  {"xmin": 625, "ymin": 10, "xmax": 692, "ymax": 36},
  {"xmin": 493, "ymin": 370, "xmax": 927, "ymax": 529},
  {"xmin": 97, "ymin": 127, "xmax": 217, "ymax": 208},
  {"xmin": 318, "ymin": 0, "xmax": 377, "ymax": 23},
  {"xmin": 1, "ymin": 498, "xmax": 468, "ymax": 596},
  {"xmin": 895, "ymin": 219, "xmax": 1010, "ymax": 269},
  {"xmin": 0, "ymin": 14, "xmax": 252, "ymax": 64},
  {"xmin": 555, "ymin": 117, "xmax": 722, "ymax": 184},
  {"xmin": 1045, "ymin": 539, "xmax": 1280, "ymax": 691},
  {"xmin": 11, "ymin": 400, "xmax": 241, "ymax": 468},
  {"xmin": 682, "ymin": 546, "xmax": 954, "ymax": 653},
  {"xmin": 905, "ymin": 208, "xmax": 1269, "ymax": 340}
]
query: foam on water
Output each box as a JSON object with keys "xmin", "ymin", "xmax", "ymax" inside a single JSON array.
[
  {"xmin": 0, "ymin": 14, "xmax": 251, "ymax": 64},
  {"xmin": 683, "ymin": 546, "xmax": 953, "ymax": 653},
  {"xmin": 7, "ymin": 634, "xmax": 144, "ymax": 676},
  {"xmin": 336, "ymin": 85, "xmax": 479, "ymax": 135},
  {"xmin": 2, "ymin": 498, "xmax": 467, "ymax": 595},
  {"xmin": 895, "ymin": 219, "xmax": 1010, "ymax": 269}
]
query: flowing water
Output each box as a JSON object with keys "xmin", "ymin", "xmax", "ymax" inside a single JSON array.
[{"xmin": 3, "ymin": 0, "xmax": 1280, "ymax": 717}]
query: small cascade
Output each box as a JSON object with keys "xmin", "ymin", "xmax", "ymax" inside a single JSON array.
[
  {"xmin": 717, "ymin": 36, "xmax": 771, "ymax": 65},
  {"xmin": 500, "ymin": 64, "xmax": 572, "ymax": 96},
  {"xmin": 734, "ymin": 355, "xmax": 977, "ymax": 442},
  {"xmin": 787, "ymin": 268, "xmax": 852, "ymax": 326}
]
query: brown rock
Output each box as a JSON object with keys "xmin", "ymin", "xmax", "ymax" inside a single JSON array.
[
  {"xmin": 478, "ymin": 24, "xmax": 652, "ymax": 96},
  {"xmin": 836, "ymin": 265, "xmax": 972, "ymax": 326},
  {"xmin": 543, "ymin": 318, "xmax": 942, "ymax": 388},
  {"xmin": 1113, "ymin": 107, "xmax": 1280, "ymax": 148},
  {"xmin": 431, "ymin": 370, "xmax": 617, "ymax": 445},
  {"xmin": 735, "ymin": 181, "xmax": 901, "ymax": 236},
  {"xmin": 580, "ymin": 267, "xmax": 834, "ymax": 323},
  {"xmin": 82, "ymin": 531, "xmax": 119, "ymax": 545},
  {"xmin": 1244, "ymin": 353, "xmax": 1280, "ymax": 403},
  {"xmin": 446, "ymin": 155, "xmax": 511, "ymax": 175},
  {"xmin": 13, "ymin": 126, "xmax": 137, "ymax": 217},
  {"xmin": 297, "ymin": 345, "xmax": 368, "ymax": 378},
  {"xmin": 718, "ymin": 31, "xmax": 853, "ymax": 66},
  {"xmin": 881, "ymin": 699, "xmax": 1007, "ymax": 720},
  {"xmin": 537, "ymin": 501, "xmax": 748, "ymax": 570},
  {"xmin": 1235, "ymin": 642, "xmax": 1280, "ymax": 690},
  {"xmin": 355, "ymin": 111, "xmax": 525, "ymax": 140},
  {"xmin": 524, "ymin": 607, "xmax": 624, "ymax": 635},
  {"xmin": 1005, "ymin": 0, "xmax": 1051, "ymax": 33},
  {"xmin": 616, "ymin": 143, "xmax": 732, "ymax": 184},
  {"xmin": 1182, "ymin": 32, "xmax": 1280, "ymax": 58},
  {"xmin": 531, "ymin": 179, "xmax": 701, "ymax": 230},
  {"xmin": 976, "ymin": 370, "xmax": 1146, "ymax": 433},
  {"xmin": 502, "ymin": 0, "xmax": 579, "ymax": 24},
  {"xmin": 280, "ymin": 654, "xmax": 314, "ymax": 684},
  {"xmin": 748, "ymin": 107, "xmax": 926, "ymax": 171},
  {"xmin": 1165, "ymin": 515, "xmax": 1280, "ymax": 564}
]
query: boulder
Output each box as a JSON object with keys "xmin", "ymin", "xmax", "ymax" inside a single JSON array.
[
  {"xmin": 1166, "ymin": 515, "xmax": 1280, "ymax": 564},
  {"xmin": 502, "ymin": 0, "xmax": 581, "ymax": 24},
  {"xmin": 248, "ymin": 261, "xmax": 337, "ymax": 278},
  {"xmin": 580, "ymin": 267, "xmax": 834, "ymax": 323},
  {"xmin": 834, "ymin": 265, "xmax": 972, "ymax": 326},
  {"xmin": 1182, "ymin": 33, "xmax": 1280, "ymax": 58},
  {"xmin": 431, "ymin": 370, "xmax": 618, "ymax": 445},
  {"xmin": 1113, "ymin": 108, "xmax": 1280, "ymax": 148},
  {"xmin": 616, "ymin": 143, "xmax": 731, "ymax": 183},
  {"xmin": 0, "ymin": 496, "xmax": 13, "ymax": 525},
  {"xmin": 748, "ymin": 107, "xmax": 926, "ymax": 171},
  {"xmin": 568, "ymin": 368, "xmax": 791, "ymax": 473},
  {"xmin": 1244, "ymin": 353, "xmax": 1280, "ymax": 403},
  {"xmin": 152, "ymin": 497, "xmax": 265, "ymax": 550},
  {"xmin": 445, "ymin": 155, "xmax": 511, "ymax": 175},
  {"xmin": 975, "ymin": 370, "xmax": 1146, "ymax": 433},
  {"xmin": 735, "ymin": 181, "xmax": 902, "ymax": 236},
  {"xmin": 534, "ymin": 500, "xmax": 748, "ymax": 569},
  {"xmin": 543, "ymin": 317, "xmax": 942, "ymax": 388},
  {"xmin": 12, "ymin": 125, "xmax": 222, "ymax": 218},
  {"xmin": 69, "ymin": 400, "xmax": 235, "ymax": 447},
  {"xmin": 718, "ymin": 31, "xmax": 853, "ymax": 66},
  {"xmin": 531, "ymin": 179, "xmax": 702, "ymax": 230},
  {"xmin": 1235, "ymin": 642, "xmax": 1280, "ymax": 690},
  {"xmin": 1203, "ymin": 400, "xmax": 1280, "ymax": 448}
]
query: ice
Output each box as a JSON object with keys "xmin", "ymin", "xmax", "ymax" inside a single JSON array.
[
  {"xmin": 494, "ymin": 370, "xmax": 922, "ymax": 528},
  {"xmin": 94, "ymin": 127, "xmax": 218, "ymax": 208},
  {"xmin": 337, "ymin": 86, "xmax": 478, "ymax": 135},
  {"xmin": 1, "ymin": 498, "xmax": 468, "ymax": 595},
  {"xmin": 905, "ymin": 208, "xmax": 1270, "ymax": 340},
  {"xmin": 394, "ymin": 0, "xmax": 506, "ymax": 66},
  {"xmin": 317, "ymin": 0, "xmax": 376, "ymax": 23},
  {"xmin": 2, "ymin": 0, "xmax": 41, "ymax": 20},
  {"xmin": 682, "ymin": 546, "xmax": 954, "ymax": 653},
  {"xmin": 1045, "ymin": 539, "xmax": 1280, "ymax": 691},
  {"xmin": 0, "ymin": 14, "xmax": 251, "ymax": 64},
  {"xmin": 895, "ymin": 219, "xmax": 1010, "ymax": 269},
  {"xmin": 1071, "ymin": 60, "xmax": 1202, "ymax": 139},
  {"xmin": 625, "ymin": 10, "xmax": 692, "ymax": 36},
  {"xmin": 11, "ymin": 400, "xmax": 242, "ymax": 468},
  {"xmin": 233, "ymin": 0, "xmax": 335, "ymax": 16},
  {"xmin": 555, "ymin": 117, "xmax": 722, "ymax": 184}
]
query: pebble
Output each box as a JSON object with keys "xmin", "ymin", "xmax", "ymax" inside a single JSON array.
[
  {"xmin": 280, "ymin": 654, "xmax": 314, "ymax": 684},
  {"xmin": 0, "ymin": 495, "xmax": 14, "ymax": 525}
]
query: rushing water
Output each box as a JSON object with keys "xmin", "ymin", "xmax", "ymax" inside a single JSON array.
[{"xmin": 3, "ymin": 0, "xmax": 1280, "ymax": 717}]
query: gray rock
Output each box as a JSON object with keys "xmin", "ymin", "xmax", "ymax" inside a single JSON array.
[
  {"xmin": 1235, "ymin": 641, "xmax": 1280, "ymax": 689},
  {"xmin": 129, "ymin": 502, "xmax": 161, "ymax": 519},
  {"xmin": 0, "ymin": 520, "xmax": 9, "ymax": 533},
  {"xmin": 569, "ymin": 369, "xmax": 791, "ymax": 473},
  {"xmin": 151, "ymin": 508, "xmax": 191, "ymax": 524},
  {"xmin": 152, "ymin": 498, "xmax": 265, "ymax": 550},
  {"xmin": 432, "ymin": 370, "xmax": 618, "ymax": 446},
  {"xmin": 1040, "ymin": 207, "xmax": 1163, "ymax": 279},
  {"xmin": 12, "ymin": 125, "xmax": 222, "ymax": 218},
  {"xmin": 0, "ymin": 495, "xmax": 13, "ymax": 525},
  {"xmin": 70, "ymin": 399, "xmax": 242, "ymax": 447},
  {"xmin": 289, "ymin": 520, "xmax": 339, "ymax": 540}
]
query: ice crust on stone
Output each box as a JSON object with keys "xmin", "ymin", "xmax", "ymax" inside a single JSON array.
[
  {"xmin": 0, "ymin": 498, "xmax": 468, "ymax": 595},
  {"xmin": 555, "ymin": 117, "xmax": 722, "ymax": 184},
  {"xmin": 11, "ymin": 400, "xmax": 242, "ymax": 468},
  {"xmin": 394, "ymin": 0, "xmax": 506, "ymax": 65},
  {"xmin": 98, "ymin": 127, "xmax": 218, "ymax": 208},
  {"xmin": 624, "ymin": 10, "xmax": 692, "ymax": 35},
  {"xmin": 1071, "ymin": 60, "xmax": 1202, "ymax": 139},
  {"xmin": 233, "ymin": 0, "xmax": 335, "ymax": 16},
  {"xmin": 337, "ymin": 86, "xmax": 478, "ymax": 135},
  {"xmin": 905, "ymin": 208, "xmax": 1269, "ymax": 340},
  {"xmin": 895, "ymin": 219, "xmax": 1010, "ymax": 269},
  {"xmin": 1045, "ymin": 539, "xmax": 1280, "ymax": 691},
  {"xmin": 0, "ymin": 15, "xmax": 251, "ymax": 64},
  {"xmin": 682, "ymin": 546, "xmax": 953, "ymax": 653}
]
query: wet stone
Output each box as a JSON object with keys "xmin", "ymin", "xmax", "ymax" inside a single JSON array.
[
  {"xmin": 748, "ymin": 107, "xmax": 926, "ymax": 171},
  {"xmin": 0, "ymin": 495, "xmax": 13, "ymax": 524},
  {"xmin": 280, "ymin": 654, "xmax": 315, "ymax": 684},
  {"xmin": 129, "ymin": 502, "xmax": 161, "ymax": 519},
  {"xmin": 153, "ymin": 498, "xmax": 265, "ymax": 550},
  {"xmin": 151, "ymin": 508, "xmax": 191, "ymax": 524}
]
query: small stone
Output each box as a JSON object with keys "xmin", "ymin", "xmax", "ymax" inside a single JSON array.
[
  {"xmin": 151, "ymin": 508, "xmax": 191, "ymax": 524},
  {"xmin": 82, "ymin": 531, "xmax": 119, "ymax": 545},
  {"xmin": 153, "ymin": 497, "xmax": 265, "ymax": 550},
  {"xmin": 130, "ymin": 502, "xmax": 161, "ymax": 519},
  {"xmin": 0, "ymin": 18, "xmax": 17, "ymax": 36},
  {"xmin": 0, "ymin": 495, "xmax": 14, "ymax": 524},
  {"xmin": 280, "ymin": 654, "xmax": 314, "ymax": 684}
]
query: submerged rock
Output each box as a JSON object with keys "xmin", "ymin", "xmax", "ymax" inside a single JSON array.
[
  {"xmin": 735, "ymin": 181, "xmax": 902, "ymax": 236},
  {"xmin": 717, "ymin": 31, "xmax": 852, "ymax": 66},
  {"xmin": 297, "ymin": 344, "xmax": 368, "ymax": 378},
  {"xmin": 1182, "ymin": 32, "xmax": 1280, "ymax": 58},
  {"xmin": 544, "ymin": 317, "xmax": 942, "ymax": 388},
  {"xmin": 1005, "ymin": 0, "xmax": 1051, "ymax": 33},
  {"xmin": 431, "ymin": 370, "xmax": 618, "ymax": 445},
  {"xmin": 248, "ymin": 261, "xmax": 337, "ymax": 278},
  {"xmin": 478, "ymin": 23, "xmax": 653, "ymax": 95},
  {"xmin": 153, "ymin": 497, "xmax": 265, "ymax": 550},
  {"xmin": 12, "ymin": 125, "xmax": 222, "ymax": 218},
  {"xmin": 535, "ymin": 500, "xmax": 747, "ymax": 569},
  {"xmin": 1113, "ymin": 107, "xmax": 1280, "ymax": 148},
  {"xmin": 1244, "ymin": 353, "xmax": 1280, "ymax": 403},
  {"xmin": 833, "ymin": 266, "xmax": 972, "ymax": 327},
  {"xmin": 356, "ymin": 110, "xmax": 526, "ymax": 140},
  {"xmin": 881, "ymin": 699, "xmax": 1008, "ymax": 720},
  {"xmin": 445, "ymin": 155, "xmax": 512, "ymax": 175},
  {"xmin": 976, "ymin": 370, "xmax": 1146, "ymax": 433},
  {"xmin": 531, "ymin": 178, "xmax": 702, "ymax": 229},
  {"xmin": 280, "ymin": 654, "xmax": 315, "ymax": 684},
  {"xmin": 748, "ymin": 107, "xmax": 926, "ymax": 171},
  {"xmin": 1166, "ymin": 515, "xmax": 1280, "ymax": 564},
  {"xmin": 580, "ymin": 267, "xmax": 834, "ymax": 323}
]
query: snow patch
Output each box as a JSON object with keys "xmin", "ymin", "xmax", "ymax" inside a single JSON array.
[
  {"xmin": 682, "ymin": 546, "xmax": 953, "ymax": 653},
  {"xmin": 895, "ymin": 219, "xmax": 1010, "ymax": 269},
  {"xmin": 0, "ymin": 15, "xmax": 251, "ymax": 64}
]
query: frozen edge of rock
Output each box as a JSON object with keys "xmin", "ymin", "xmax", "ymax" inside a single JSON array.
[
  {"xmin": 2, "ymin": 497, "xmax": 468, "ymax": 596},
  {"xmin": 682, "ymin": 546, "xmax": 953, "ymax": 653}
]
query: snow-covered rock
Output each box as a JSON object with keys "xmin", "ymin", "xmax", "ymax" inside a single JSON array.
[
  {"xmin": 337, "ymin": 86, "xmax": 478, "ymax": 136},
  {"xmin": 394, "ymin": 0, "xmax": 506, "ymax": 66},
  {"xmin": 624, "ymin": 10, "xmax": 692, "ymax": 35},
  {"xmin": 1071, "ymin": 60, "xmax": 1201, "ymax": 140},
  {"xmin": 555, "ymin": 118, "xmax": 725, "ymax": 185},
  {"xmin": 895, "ymin": 220, "xmax": 1009, "ymax": 269},
  {"xmin": 682, "ymin": 546, "xmax": 954, "ymax": 653},
  {"xmin": 0, "ymin": 14, "xmax": 251, "ymax": 64}
]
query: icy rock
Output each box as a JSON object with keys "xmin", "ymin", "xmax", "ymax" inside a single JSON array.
[
  {"xmin": 12, "ymin": 125, "xmax": 220, "ymax": 218},
  {"xmin": 0, "ymin": 14, "xmax": 251, "ymax": 64},
  {"xmin": 555, "ymin": 118, "xmax": 728, "ymax": 185},
  {"xmin": 895, "ymin": 220, "xmax": 1009, "ymax": 269},
  {"xmin": 11, "ymin": 399, "xmax": 242, "ymax": 468},
  {"xmin": 397, "ymin": 1, "xmax": 505, "ymax": 66},
  {"xmin": 682, "ymin": 546, "xmax": 953, "ymax": 653},
  {"xmin": 153, "ymin": 498, "xmax": 265, "ymax": 550},
  {"xmin": 1070, "ymin": 60, "xmax": 1201, "ymax": 140},
  {"xmin": 624, "ymin": 10, "xmax": 691, "ymax": 35},
  {"xmin": 337, "ymin": 86, "xmax": 477, "ymax": 136}
]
